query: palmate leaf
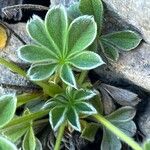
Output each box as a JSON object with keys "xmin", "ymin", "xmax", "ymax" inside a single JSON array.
[
  {"xmin": 23, "ymin": 126, "xmax": 36, "ymax": 150},
  {"xmin": 49, "ymin": 106, "xmax": 66, "ymax": 131},
  {"xmin": 68, "ymin": 15, "xmax": 97, "ymax": 54},
  {"xmin": 67, "ymin": 107, "xmax": 81, "ymax": 131},
  {"xmin": 60, "ymin": 64, "xmax": 77, "ymax": 88},
  {"xmin": 79, "ymin": 0, "xmax": 103, "ymax": 32},
  {"xmin": 47, "ymin": 88, "xmax": 97, "ymax": 132},
  {"xmin": 101, "ymin": 30, "xmax": 142, "ymax": 51},
  {"xmin": 70, "ymin": 51, "xmax": 105, "ymax": 70},
  {"xmin": 27, "ymin": 15, "xmax": 57, "ymax": 52},
  {"xmin": 0, "ymin": 136, "xmax": 17, "ymax": 150},
  {"xmin": 27, "ymin": 63, "xmax": 57, "ymax": 81},
  {"xmin": 0, "ymin": 95, "xmax": 17, "ymax": 128},
  {"xmin": 18, "ymin": 45, "xmax": 57, "ymax": 63},
  {"xmin": 45, "ymin": 5, "xmax": 68, "ymax": 54}
]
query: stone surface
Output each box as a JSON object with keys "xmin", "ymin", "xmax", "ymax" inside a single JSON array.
[
  {"xmin": 95, "ymin": 42, "xmax": 150, "ymax": 92},
  {"xmin": 138, "ymin": 98, "xmax": 150, "ymax": 137},
  {"xmin": 103, "ymin": 0, "xmax": 150, "ymax": 44},
  {"xmin": 0, "ymin": 23, "xmax": 35, "ymax": 94}
]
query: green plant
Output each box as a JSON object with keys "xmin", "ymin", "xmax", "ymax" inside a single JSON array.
[{"xmin": 0, "ymin": 1, "xmax": 143, "ymax": 150}]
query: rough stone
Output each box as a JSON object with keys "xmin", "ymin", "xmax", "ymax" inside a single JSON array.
[
  {"xmin": 95, "ymin": 42, "xmax": 150, "ymax": 92},
  {"xmin": 103, "ymin": 0, "xmax": 150, "ymax": 44},
  {"xmin": 138, "ymin": 98, "xmax": 150, "ymax": 137},
  {"xmin": 0, "ymin": 23, "xmax": 35, "ymax": 94}
]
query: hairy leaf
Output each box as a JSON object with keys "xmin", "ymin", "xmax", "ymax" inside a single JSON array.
[
  {"xmin": 101, "ymin": 40, "xmax": 119, "ymax": 61},
  {"xmin": 0, "ymin": 95, "xmax": 17, "ymax": 128},
  {"xmin": 75, "ymin": 102, "xmax": 97, "ymax": 115},
  {"xmin": 68, "ymin": 15, "xmax": 97, "ymax": 54},
  {"xmin": 60, "ymin": 64, "xmax": 76, "ymax": 88},
  {"xmin": 27, "ymin": 15, "xmax": 57, "ymax": 52},
  {"xmin": 106, "ymin": 106, "xmax": 136, "ymax": 123},
  {"xmin": 0, "ymin": 136, "xmax": 17, "ymax": 150},
  {"xmin": 79, "ymin": 0, "xmax": 103, "ymax": 32},
  {"xmin": 2, "ymin": 123, "xmax": 29, "ymax": 142},
  {"xmin": 67, "ymin": 107, "xmax": 81, "ymax": 131},
  {"xmin": 45, "ymin": 5, "xmax": 68, "ymax": 53},
  {"xmin": 35, "ymin": 138, "xmax": 42, "ymax": 150},
  {"xmin": 101, "ymin": 31, "xmax": 142, "ymax": 51},
  {"xmin": 27, "ymin": 63, "xmax": 57, "ymax": 81},
  {"xmin": 70, "ymin": 51, "xmax": 104, "ymax": 70},
  {"xmin": 101, "ymin": 128, "xmax": 121, "ymax": 150},
  {"xmin": 18, "ymin": 45, "xmax": 57, "ymax": 63},
  {"xmin": 49, "ymin": 106, "xmax": 66, "ymax": 131},
  {"xmin": 23, "ymin": 126, "xmax": 36, "ymax": 150},
  {"xmin": 74, "ymin": 89, "xmax": 96, "ymax": 101}
]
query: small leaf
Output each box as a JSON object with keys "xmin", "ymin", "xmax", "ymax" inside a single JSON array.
[
  {"xmin": 101, "ymin": 30, "xmax": 142, "ymax": 51},
  {"xmin": 67, "ymin": 2, "xmax": 82, "ymax": 20},
  {"xmin": 101, "ymin": 40, "xmax": 119, "ymax": 61},
  {"xmin": 23, "ymin": 126, "xmax": 36, "ymax": 150},
  {"xmin": 35, "ymin": 138, "xmax": 42, "ymax": 150},
  {"xmin": 49, "ymin": 106, "xmax": 66, "ymax": 131},
  {"xmin": 45, "ymin": 5, "xmax": 68, "ymax": 53},
  {"xmin": 75, "ymin": 102, "xmax": 97, "ymax": 115},
  {"xmin": 2, "ymin": 123, "xmax": 29, "ymax": 142},
  {"xmin": 27, "ymin": 63, "xmax": 57, "ymax": 81},
  {"xmin": 60, "ymin": 64, "xmax": 77, "ymax": 88},
  {"xmin": 18, "ymin": 45, "xmax": 57, "ymax": 63},
  {"xmin": 27, "ymin": 15, "xmax": 57, "ymax": 52},
  {"xmin": 114, "ymin": 121, "xmax": 136, "ymax": 137},
  {"xmin": 106, "ymin": 106, "xmax": 136, "ymax": 123},
  {"xmin": 68, "ymin": 15, "xmax": 97, "ymax": 54},
  {"xmin": 70, "ymin": 51, "xmax": 104, "ymax": 70},
  {"xmin": 101, "ymin": 128, "xmax": 122, "ymax": 150},
  {"xmin": 79, "ymin": 0, "xmax": 103, "ymax": 32},
  {"xmin": 101, "ymin": 84, "xmax": 140, "ymax": 106},
  {"xmin": 67, "ymin": 107, "xmax": 81, "ymax": 131},
  {"xmin": 0, "ymin": 95, "xmax": 17, "ymax": 128},
  {"xmin": 143, "ymin": 139, "xmax": 150, "ymax": 150},
  {"xmin": 81, "ymin": 123, "xmax": 99, "ymax": 142},
  {"xmin": 0, "ymin": 136, "xmax": 17, "ymax": 150},
  {"xmin": 74, "ymin": 89, "xmax": 96, "ymax": 101}
]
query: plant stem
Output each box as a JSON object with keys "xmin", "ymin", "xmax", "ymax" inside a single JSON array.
[
  {"xmin": 93, "ymin": 114, "xmax": 143, "ymax": 150},
  {"xmin": 0, "ymin": 57, "xmax": 63, "ymax": 97},
  {"xmin": 78, "ymin": 71, "xmax": 88, "ymax": 85},
  {"xmin": 54, "ymin": 122, "xmax": 66, "ymax": 150},
  {"xmin": 17, "ymin": 93, "xmax": 43, "ymax": 107},
  {"xmin": 3, "ymin": 110, "xmax": 49, "ymax": 128},
  {"xmin": 0, "ymin": 58, "xmax": 26, "ymax": 77}
]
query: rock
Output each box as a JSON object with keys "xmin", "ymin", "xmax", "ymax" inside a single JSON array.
[
  {"xmin": 95, "ymin": 42, "xmax": 150, "ymax": 92},
  {"xmin": 138, "ymin": 98, "xmax": 150, "ymax": 137},
  {"xmin": 0, "ymin": 23, "xmax": 35, "ymax": 94},
  {"xmin": 103, "ymin": 0, "xmax": 150, "ymax": 44}
]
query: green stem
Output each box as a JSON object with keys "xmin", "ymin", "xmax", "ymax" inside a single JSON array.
[
  {"xmin": 0, "ymin": 57, "xmax": 26, "ymax": 77},
  {"xmin": 3, "ymin": 110, "xmax": 49, "ymax": 128},
  {"xmin": 54, "ymin": 122, "xmax": 66, "ymax": 150},
  {"xmin": 78, "ymin": 71, "xmax": 88, "ymax": 85},
  {"xmin": 93, "ymin": 114, "xmax": 143, "ymax": 150},
  {"xmin": 17, "ymin": 93, "xmax": 43, "ymax": 107},
  {"xmin": 0, "ymin": 57, "xmax": 63, "ymax": 97}
]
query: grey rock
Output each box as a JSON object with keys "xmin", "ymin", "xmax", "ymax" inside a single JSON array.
[
  {"xmin": 0, "ymin": 23, "xmax": 35, "ymax": 94},
  {"xmin": 95, "ymin": 42, "xmax": 150, "ymax": 92},
  {"xmin": 138, "ymin": 98, "xmax": 150, "ymax": 137},
  {"xmin": 103, "ymin": 0, "xmax": 150, "ymax": 44}
]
